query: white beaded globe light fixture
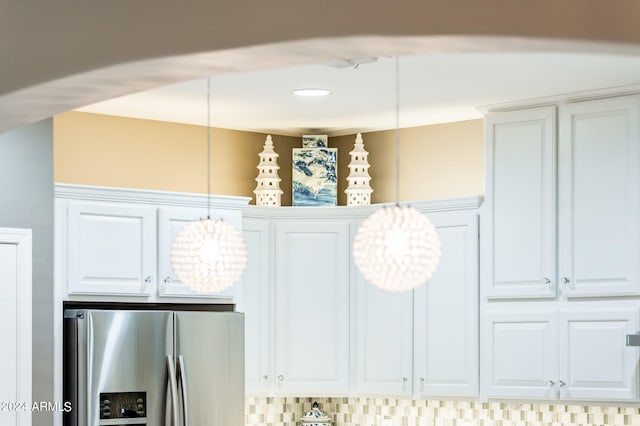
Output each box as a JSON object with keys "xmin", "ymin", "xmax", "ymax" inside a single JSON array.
[
  {"xmin": 352, "ymin": 57, "xmax": 441, "ymax": 292},
  {"xmin": 345, "ymin": 133, "xmax": 373, "ymax": 206},
  {"xmin": 171, "ymin": 78, "xmax": 248, "ymax": 293}
]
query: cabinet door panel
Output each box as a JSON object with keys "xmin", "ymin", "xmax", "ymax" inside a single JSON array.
[
  {"xmin": 67, "ymin": 202, "xmax": 155, "ymax": 295},
  {"xmin": 0, "ymin": 229, "xmax": 31, "ymax": 426},
  {"xmin": 237, "ymin": 218, "xmax": 272, "ymax": 395},
  {"xmin": 415, "ymin": 211, "xmax": 478, "ymax": 397},
  {"xmin": 485, "ymin": 310, "xmax": 558, "ymax": 399},
  {"xmin": 157, "ymin": 207, "xmax": 237, "ymax": 298},
  {"xmin": 559, "ymin": 96, "xmax": 640, "ymax": 297},
  {"xmin": 559, "ymin": 309, "xmax": 638, "ymax": 401},
  {"xmin": 274, "ymin": 221, "xmax": 350, "ymax": 394},
  {"xmin": 484, "ymin": 107, "xmax": 557, "ymax": 298},
  {"xmin": 356, "ymin": 276, "xmax": 413, "ymax": 396}
]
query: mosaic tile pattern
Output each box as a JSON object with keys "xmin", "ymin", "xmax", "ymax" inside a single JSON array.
[{"xmin": 246, "ymin": 397, "xmax": 640, "ymax": 426}]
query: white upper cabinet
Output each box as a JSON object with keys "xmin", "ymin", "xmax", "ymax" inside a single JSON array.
[
  {"xmin": 414, "ymin": 210, "xmax": 479, "ymax": 398},
  {"xmin": 237, "ymin": 217, "xmax": 273, "ymax": 395},
  {"xmin": 482, "ymin": 94, "xmax": 640, "ymax": 403},
  {"xmin": 273, "ymin": 220, "xmax": 350, "ymax": 395},
  {"xmin": 243, "ymin": 199, "xmax": 480, "ymax": 399},
  {"xmin": 355, "ymin": 275, "xmax": 413, "ymax": 396},
  {"xmin": 558, "ymin": 96, "xmax": 640, "ymax": 297},
  {"xmin": 486, "ymin": 307, "xmax": 639, "ymax": 402},
  {"xmin": 353, "ymin": 201, "xmax": 481, "ymax": 398},
  {"xmin": 558, "ymin": 308, "xmax": 638, "ymax": 401},
  {"xmin": 157, "ymin": 206, "xmax": 241, "ymax": 298},
  {"xmin": 56, "ymin": 184, "xmax": 249, "ymax": 300},
  {"xmin": 484, "ymin": 95, "xmax": 640, "ymax": 299},
  {"xmin": 484, "ymin": 309, "xmax": 558, "ymax": 400},
  {"xmin": 483, "ymin": 106, "xmax": 557, "ymax": 299},
  {"xmin": 66, "ymin": 201, "xmax": 156, "ymax": 296}
]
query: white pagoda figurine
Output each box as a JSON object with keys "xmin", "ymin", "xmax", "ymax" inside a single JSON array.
[
  {"xmin": 345, "ymin": 133, "xmax": 373, "ymax": 206},
  {"xmin": 254, "ymin": 135, "xmax": 283, "ymax": 206}
]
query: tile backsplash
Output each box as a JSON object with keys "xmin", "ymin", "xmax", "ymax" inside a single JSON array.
[{"xmin": 246, "ymin": 396, "xmax": 640, "ymax": 426}]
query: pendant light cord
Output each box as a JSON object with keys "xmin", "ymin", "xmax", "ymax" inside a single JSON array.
[
  {"xmin": 394, "ymin": 56, "xmax": 400, "ymax": 206},
  {"xmin": 207, "ymin": 77, "xmax": 212, "ymax": 220}
]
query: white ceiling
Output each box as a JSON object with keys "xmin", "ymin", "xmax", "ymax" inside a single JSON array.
[{"xmin": 77, "ymin": 52, "xmax": 640, "ymax": 137}]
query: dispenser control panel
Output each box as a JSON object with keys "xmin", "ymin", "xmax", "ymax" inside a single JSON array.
[{"xmin": 99, "ymin": 391, "xmax": 146, "ymax": 425}]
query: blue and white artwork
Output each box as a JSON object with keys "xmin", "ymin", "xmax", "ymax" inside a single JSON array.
[
  {"xmin": 302, "ymin": 134, "xmax": 328, "ymax": 148},
  {"xmin": 292, "ymin": 148, "xmax": 338, "ymax": 206}
]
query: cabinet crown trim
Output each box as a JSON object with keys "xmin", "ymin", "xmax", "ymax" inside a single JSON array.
[
  {"xmin": 477, "ymin": 86, "xmax": 640, "ymax": 114},
  {"xmin": 55, "ymin": 183, "xmax": 251, "ymax": 210},
  {"xmin": 243, "ymin": 196, "xmax": 483, "ymax": 219}
]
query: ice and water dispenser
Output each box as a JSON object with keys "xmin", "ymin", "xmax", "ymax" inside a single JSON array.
[{"xmin": 98, "ymin": 391, "xmax": 146, "ymax": 425}]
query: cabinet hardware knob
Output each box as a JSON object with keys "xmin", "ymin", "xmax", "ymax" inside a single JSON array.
[
  {"xmin": 419, "ymin": 377, "xmax": 425, "ymax": 383},
  {"xmin": 402, "ymin": 377, "xmax": 408, "ymax": 383},
  {"xmin": 144, "ymin": 276, "xmax": 152, "ymax": 284},
  {"xmin": 163, "ymin": 276, "xmax": 171, "ymax": 284},
  {"xmin": 263, "ymin": 375, "xmax": 269, "ymax": 380},
  {"xmin": 277, "ymin": 375, "xmax": 284, "ymax": 381},
  {"xmin": 547, "ymin": 380, "xmax": 555, "ymax": 386},
  {"xmin": 559, "ymin": 380, "xmax": 566, "ymax": 387},
  {"xmin": 562, "ymin": 277, "xmax": 570, "ymax": 284},
  {"xmin": 543, "ymin": 277, "xmax": 551, "ymax": 284}
]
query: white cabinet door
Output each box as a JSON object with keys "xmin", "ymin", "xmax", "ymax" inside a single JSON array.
[
  {"xmin": 483, "ymin": 106, "xmax": 557, "ymax": 299},
  {"xmin": 355, "ymin": 274, "xmax": 413, "ymax": 396},
  {"xmin": 274, "ymin": 220, "xmax": 350, "ymax": 395},
  {"xmin": 559, "ymin": 308, "xmax": 639, "ymax": 401},
  {"xmin": 559, "ymin": 95, "xmax": 640, "ymax": 297},
  {"xmin": 157, "ymin": 206, "xmax": 238, "ymax": 298},
  {"xmin": 415, "ymin": 210, "xmax": 479, "ymax": 397},
  {"xmin": 67, "ymin": 201, "xmax": 156, "ymax": 295},
  {"xmin": 484, "ymin": 310, "xmax": 558, "ymax": 399},
  {"xmin": 0, "ymin": 228, "xmax": 31, "ymax": 426},
  {"xmin": 237, "ymin": 217, "xmax": 273, "ymax": 395}
]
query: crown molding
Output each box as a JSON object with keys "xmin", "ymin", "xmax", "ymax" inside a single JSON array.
[
  {"xmin": 243, "ymin": 196, "xmax": 483, "ymax": 220},
  {"xmin": 54, "ymin": 183, "xmax": 251, "ymax": 210},
  {"xmin": 476, "ymin": 84, "xmax": 640, "ymax": 114}
]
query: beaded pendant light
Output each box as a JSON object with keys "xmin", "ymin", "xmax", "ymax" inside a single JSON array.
[
  {"xmin": 352, "ymin": 57, "xmax": 441, "ymax": 292},
  {"xmin": 171, "ymin": 78, "xmax": 248, "ymax": 293}
]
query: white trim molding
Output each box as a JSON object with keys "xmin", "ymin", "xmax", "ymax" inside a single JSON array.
[
  {"xmin": 243, "ymin": 196, "xmax": 483, "ymax": 220},
  {"xmin": 55, "ymin": 183, "xmax": 251, "ymax": 210}
]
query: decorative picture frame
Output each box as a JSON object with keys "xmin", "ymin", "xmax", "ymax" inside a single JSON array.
[
  {"xmin": 292, "ymin": 148, "xmax": 337, "ymax": 206},
  {"xmin": 302, "ymin": 134, "xmax": 328, "ymax": 148}
]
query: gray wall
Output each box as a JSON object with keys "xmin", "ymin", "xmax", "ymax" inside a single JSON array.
[{"xmin": 0, "ymin": 119, "xmax": 54, "ymax": 425}]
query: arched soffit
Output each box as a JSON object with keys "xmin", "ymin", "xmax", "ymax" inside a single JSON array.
[{"xmin": 2, "ymin": 34, "xmax": 640, "ymax": 133}]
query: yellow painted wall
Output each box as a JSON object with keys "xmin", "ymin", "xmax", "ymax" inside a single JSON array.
[
  {"xmin": 335, "ymin": 120, "xmax": 484, "ymax": 203},
  {"xmin": 54, "ymin": 112, "xmax": 302, "ymax": 203},
  {"xmin": 54, "ymin": 112, "xmax": 483, "ymax": 205}
]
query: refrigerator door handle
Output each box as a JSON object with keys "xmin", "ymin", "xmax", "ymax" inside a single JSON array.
[
  {"xmin": 166, "ymin": 355, "xmax": 180, "ymax": 426},
  {"xmin": 177, "ymin": 355, "xmax": 190, "ymax": 426}
]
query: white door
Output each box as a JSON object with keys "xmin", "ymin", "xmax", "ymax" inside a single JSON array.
[
  {"xmin": 559, "ymin": 95, "xmax": 640, "ymax": 297},
  {"xmin": 66, "ymin": 201, "xmax": 156, "ymax": 295},
  {"xmin": 559, "ymin": 308, "xmax": 639, "ymax": 401},
  {"xmin": 483, "ymin": 106, "xmax": 557, "ymax": 299},
  {"xmin": 484, "ymin": 310, "xmax": 558, "ymax": 399},
  {"xmin": 274, "ymin": 220, "xmax": 350, "ymax": 395},
  {"xmin": 0, "ymin": 228, "xmax": 31, "ymax": 426},
  {"xmin": 157, "ymin": 206, "xmax": 237, "ymax": 298},
  {"xmin": 237, "ymin": 217, "xmax": 273, "ymax": 395},
  {"xmin": 415, "ymin": 210, "xmax": 479, "ymax": 397},
  {"xmin": 355, "ymin": 273, "xmax": 413, "ymax": 396}
]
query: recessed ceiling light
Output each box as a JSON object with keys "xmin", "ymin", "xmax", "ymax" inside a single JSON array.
[{"xmin": 291, "ymin": 88, "xmax": 332, "ymax": 97}]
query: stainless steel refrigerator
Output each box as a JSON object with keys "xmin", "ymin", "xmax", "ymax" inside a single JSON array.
[{"xmin": 63, "ymin": 308, "xmax": 244, "ymax": 426}]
